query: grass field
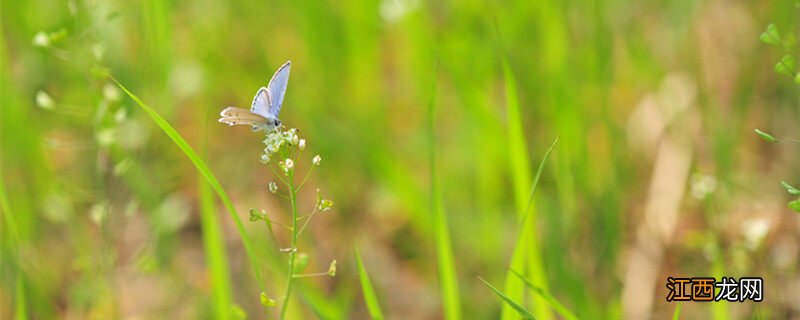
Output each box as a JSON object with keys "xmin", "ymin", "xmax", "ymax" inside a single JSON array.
[{"xmin": 2, "ymin": 0, "xmax": 799, "ymax": 319}]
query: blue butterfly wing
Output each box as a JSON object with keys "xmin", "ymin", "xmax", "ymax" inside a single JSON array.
[
  {"xmin": 266, "ymin": 61, "xmax": 291, "ymax": 118},
  {"xmin": 250, "ymin": 87, "xmax": 271, "ymax": 117}
]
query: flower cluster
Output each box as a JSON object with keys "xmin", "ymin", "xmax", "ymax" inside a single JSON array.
[
  {"xmin": 260, "ymin": 128, "xmax": 299, "ymax": 164},
  {"xmin": 248, "ymin": 123, "xmax": 333, "ymax": 318}
]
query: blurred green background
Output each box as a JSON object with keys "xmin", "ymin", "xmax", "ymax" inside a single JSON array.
[{"xmin": 2, "ymin": 0, "xmax": 799, "ymax": 318}]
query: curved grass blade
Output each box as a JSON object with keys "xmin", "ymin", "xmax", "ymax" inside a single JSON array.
[
  {"xmin": 510, "ymin": 269, "xmax": 577, "ymax": 320},
  {"xmin": 111, "ymin": 77, "xmax": 263, "ymax": 288},
  {"xmin": 355, "ymin": 248, "xmax": 385, "ymax": 320},
  {"xmin": 480, "ymin": 277, "xmax": 536, "ymax": 320},
  {"xmin": 502, "ymin": 136, "xmax": 560, "ymax": 320}
]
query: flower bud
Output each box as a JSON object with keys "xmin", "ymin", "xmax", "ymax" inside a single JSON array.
[
  {"xmin": 327, "ymin": 260, "xmax": 337, "ymax": 277},
  {"xmin": 312, "ymin": 155, "xmax": 322, "ymax": 166},
  {"xmin": 269, "ymin": 181, "xmax": 278, "ymax": 193},
  {"xmin": 298, "ymin": 139, "xmax": 306, "ymax": 150}
]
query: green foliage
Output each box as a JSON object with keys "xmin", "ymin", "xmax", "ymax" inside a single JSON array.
[
  {"xmin": 427, "ymin": 63, "xmax": 462, "ymax": 320},
  {"xmin": 781, "ymin": 181, "xmax": 800, "ymax": 195},
  {"xmin": 775, "ymin": 55, "xmax": 797, "ymax": 77},
  {"xmin": 760, "ymin": 24, "xmax": 781, "ymax": 46},
  {"xmin": 199, "ymin": 178, "xmax": 233, "ymax": 320},
  {"xmin": 788, "ymin": 199, "xmax": 800, "ymax": 213},
  {"xmin": 754, "ymin": 129, "xmax": 778, "ymax": 143},
  {"xmin": 6, "ymin": 0, "xmax": 798, "ymax": 318},
  {"xmin": 112, "ymin": 79, "xmax": 265, "ymax": 290},
  {"xmin": 672, "ymin": 303, "xmax": 682, "ymax": 320},
  {"xmin": 510, "ymin": 270, "xmax": 577, "ymax": 320},
  {"xmin": 503, "ymin": 137, "xmax": 559, "ymax": 320},
  {"xmin": 355, "ymin": 248, "xmax": 385, "ymax": 320},
  {"xmin": 261, "ymin": 292, "xmax": 277, "ymax": 308},
  {"xmin": 480, "ymin": 277, "xmax": 536, "ymax": 320},
  {"xmin": 759, "ymin": 18, "xmax": 800, "ymax": 214}
]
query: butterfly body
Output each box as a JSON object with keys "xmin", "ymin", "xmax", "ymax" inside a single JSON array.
[{"xmin": 219, "ymin": 61, "xmax": 291, "ymax": 131}]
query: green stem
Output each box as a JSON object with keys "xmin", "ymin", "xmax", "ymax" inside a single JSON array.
[{"xmin": 279, "ymin": 168, "xmax": 299, "ymax": 319}]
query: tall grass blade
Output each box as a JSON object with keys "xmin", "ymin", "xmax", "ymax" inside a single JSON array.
[
  {"xmin": 427, "ymin": 62, "xmax": 461, "ymax": 320},
  {"xmin": 0, "ymin": 174, "xmax": 27, "ymax": 320},
  {"xmin": 199, "ymin": 177, "xmax": 233, "ymax": 318},
  {"xmin": 480, "ymin": 277, "xmax": 536, "ymax": 320},
  {"xmin": 198, "ymin": 100, "xmax": 233, "ymax": 319},
  {"xmin": 111, "ymin": 78, "xmax": 264, "ymax": 289},
  {"xmin": 510, "ymin": 269, "xmax": 576, "ymax": 320},
  {"xmin": 494, "ymin": 18, "xmax": 552, "ymax": 320},
  {"xmin": 502, "ymin": 136, "xmax": 559, "ymax": 320},
  {"xmin": 355, "ymin": 248, "xmax": 384, "ymax": 320},
  {"xmin": 503, "ymin": 50, "xmax": 533, "ymax": 219}
]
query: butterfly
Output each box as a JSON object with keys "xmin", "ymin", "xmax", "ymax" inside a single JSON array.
[{"xmin": 219, "ymin": 60, "xmax": 291, "ymax": 131}]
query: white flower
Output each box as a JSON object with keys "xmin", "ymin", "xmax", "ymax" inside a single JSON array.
[
  {"xmin": 261, "ymin": 127, "xmax": 301, "ymax": 164},
  {"xmin": 312, "ymin": 155, "xmax": 322, "ymax": 166},
  {"xmin": 35, "ymin": 90, "xmax": 54, "ymax": 110},
  {"xmin": 103, "ymin": 83, "xmax": 121, "ymax": 101},
  {"xmin": 690, "ymin": 173, "xmax": 717, "ymax": 200},
  {"xmin": 269, "ymin": 181, "xmax": 278, "ymax": 193},
  {"xmin": 298, "ymin": 139, "xmax": 306, "ymax": 150},
  {"xmin": 741, "ymin": 218, "xmax": 770, "ymax": 250},
  {"xmin": 32, "ymin": 32, "xmax": 50, "ymax": 48},
  {"xmin": 285, "ymin": 159, "xmax": 294, "ymax": 170}
]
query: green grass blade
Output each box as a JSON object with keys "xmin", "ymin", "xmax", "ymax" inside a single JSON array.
[
  {"xmin": 355, "ymin": 248, "xmax": 384, "ymax": 320},
  {"xmin": 199, "ymin": 178, "xmax": 233, "ymax": 319},
  {"xmin": 503, "ymin": 57, "xmax": 533, "ymax": 218},
  {"xmin": 111, "ymin": 77, "xmax": 264, "ymax": 289},
  {"xmin": 428, "ymin": 62, "xmax": 461, "ymax": 320},
  {"xmin": 510, "ymin": 269, "xmax": 576, "ymax": 320},
  {"xmin": 0, "ymin": 174, "xmax": 27, "ymax": 320},
  {"xmin": 524, "ymin": 137, "xmax": 560, "ymax": 218},
  {"xmin": 480, "ymin": 277, "xmax": 536, "ymax": 320},
  {"xmin": 495, "ymin": 17, "xmax": 549, "ymax": 319},
  {"xmin": 198, "ymin": 98, "xmax": 233, "ymax": 319},
  {"xmin": 672, "ymin": 303, "xmax": 681, "ymax": 320},
  {"xmin": 502, "ymin": 136, "xmax": 559, "ymax": 320}
]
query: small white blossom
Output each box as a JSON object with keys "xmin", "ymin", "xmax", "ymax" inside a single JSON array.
[
  {"xmin": 114, "ymin": 108, "xmax": 127, "ymax": 123},
  {"xmin": 269, "ymin": 181, "xmax": 278, "ymax": 193},
  {"xmin": 35, "ymin": 90, "xmax": 54, "ymax": 110},
  {"xmin": 261, "ymin": 128, "xmax": 301, "ymax": 164},
  {"xmin": 741, "ymin": 218, "xmax": 770, "ymax": 250},
  {"xmin": 691, "ymin": 173, "xmax": 717, "ymax": 200},
  {"xmin": 32, "ymin": 32, "xmax": 50, "ymax": 48},
  {"xmin": 103, "ymin": 83, "xmax": 121, "ymax": 101},
  {"xmin": 285, "ymin": 159, "xmax": 294, "ymax": 170},
  {"xmin": 312, "ymin": 155, "xmax": 322, "ymax": 166},
  {"xmin": 298, "ymin": 139, "xmax": 306, "ymax": 150}
]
